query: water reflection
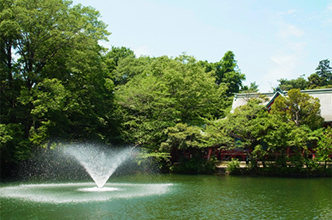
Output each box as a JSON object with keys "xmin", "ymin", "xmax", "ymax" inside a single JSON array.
[{"xmin": 0, "ymin": 175, "xmax": 331, "ymax": 219}]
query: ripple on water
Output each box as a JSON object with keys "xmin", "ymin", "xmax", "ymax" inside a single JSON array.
[{"xmin": 0, "ymin": 182, "xmax": 173, "ymax": 204}]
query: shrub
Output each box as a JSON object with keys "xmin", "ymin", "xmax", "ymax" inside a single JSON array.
[{"xmin": 227, "ymin": 158, "xmax": 240, "ymax": 173}]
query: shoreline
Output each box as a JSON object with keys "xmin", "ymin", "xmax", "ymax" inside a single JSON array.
[{"xmin": 215, "ymin": 161, "xmax": 332, "ymax": 177}]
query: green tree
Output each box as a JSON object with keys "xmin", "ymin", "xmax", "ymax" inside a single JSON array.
[
  {"xmin": 277, "ymin": 75, "xmax": 308, "ymax": 91},
  {"xmin": 161, "ymin": 123, "xmax": 217, "ymax": 173},
  {"xmin": 308, "ymin": 59, "xmax": 332, "ymax": 88},
  {"xmin": 112, "ymin": 56, "xmax": 152, "ymax": 86},
  {"xmin": 199, "ymin": 51, "xmax": 245, "ymax": 96},
  {"xmin": 218, "ymin": 51, "xmax": 245, "ymax": 96},
  {"xmin": 271, "ymin": 89, "xmax": 323, "ymax": 130},
  {"xmin": 161, "ymin": 123, "xmax": 204, "ymax": 151},
  {"xmin": 307, "ymin": 73, "xmax": 323, "ymax": 89},
  {"xmin": 314, "ymin": 127, "xmax": 332, "ymax": 169},
  {"xmin": 114, "ymin": 55, "xmax": 227, "ymax": 151},
  {"xmin": 315, "ymin": 59, "xmax": 332, "ymax": 85},
  {"xmin": 241, "ymin": 81, "xmax": 259, "ymax": 93},
  {"xmin": 104, "ymin": 46, "xmax": 135, "ymax": 76},
  {"xmin": 218, "ymin": 98, "xmax": 269, "ymax": 155},
  {"xmin": 115, "ymin": 70, "xmax": 177, "ymax": 148},
  {"xmin": 0, "ymin": 0, "xmax": 111, "ymax": 164}
]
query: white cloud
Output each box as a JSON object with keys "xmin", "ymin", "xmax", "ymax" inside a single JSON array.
[
  {"xmin": 286, "ymin": 9, "xmax": 296, "ymax": 15},
  {"xmin": 261, "ymin": 10, "xmax": 308, "ymax": 91},
  {"xmin": 278, "ymin": 24, "xmax": 304, "ymax": 38},
  {"xmin": 264, "ymin": 41, "xmax": 307, "ymax": 92},
  {"xmin": 270, "ymin": 54, "xmax": 299, "ymax": 73},
  {"xmin": 327, "ymin": 1, "xmax": 332, "ymax": 11}
]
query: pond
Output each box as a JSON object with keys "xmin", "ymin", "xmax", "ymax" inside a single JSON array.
[{"xmin": 1, "ymin": 174, "xmax": 331, "ymax": 219}]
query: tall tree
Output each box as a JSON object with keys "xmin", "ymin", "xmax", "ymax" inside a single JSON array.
[
  {"xmin": 0, "ymin": 0, "xmax": 111, "ymax": 163},
  {"xmin": 271, "ymin": 89, "xmax": 323, "ymax": 130},
  {"xmin": 315, "ymin": 59, "xmax": 332, "ymax": 83},
  {"xmin": 199, "ymin": 51, "xmax": 245, "ymax": 97},
  {"xmin": 114, "ymin": 55, "xmax": 227, "ymax": 150},
  {"xmin": 308, "ymin": 59, "xmax": 332, "ymax": 88},
  {"xmin": 218, "ymin": 51, "xmax": 245, "ymax": 96},
  {"xmin": 112, "ymin": 56, "xmax": 151, "ymax": 86},
  {"xmin": 104, "ymin": 46, "xmax": 135, "ymax": 75}
]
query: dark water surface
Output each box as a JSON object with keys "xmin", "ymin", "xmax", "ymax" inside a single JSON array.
[{"xmin": 1, "ymin": 174, "xmax": 331, "ymax": 219}]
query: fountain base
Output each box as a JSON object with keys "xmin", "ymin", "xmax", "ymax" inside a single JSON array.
[{"xmin": 0, "ymin": 182, "xmax": 172, "ymax": 203}]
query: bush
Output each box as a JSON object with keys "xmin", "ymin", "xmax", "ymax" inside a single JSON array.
[
  {"xmin": 227, "ymin": 158, "xmax": 240, "ymax": 174},
  {"xmin": 170, "ymin": 155, "xmax": 216, "ymax": 174}
]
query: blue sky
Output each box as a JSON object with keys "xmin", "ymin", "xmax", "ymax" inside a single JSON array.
[{"xmin": 72, "ymin": 0, "xmax": 332, "ymax": 92}]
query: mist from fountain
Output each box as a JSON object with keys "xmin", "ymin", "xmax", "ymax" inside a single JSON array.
[
  {"xmin": 0, "ymin": 143, "xmax": 173, "ymax": 204},
  {"xmin": 63, "ymin": 144, "xmax": 132, "ymax": 188}
]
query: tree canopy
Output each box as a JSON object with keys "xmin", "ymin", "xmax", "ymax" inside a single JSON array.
[
  {"xmin": 1, "ymin": 0, "xmax": 112, "ymax": 162},
  {"xmin": 0, "ymin": 0, "xmax": 246, "ymax": 166},
  {"xmin": 277, "ymin": 59, "xmax": 332, "ymax": 90},
  {"xmin": 114, "ymin": 55, "xmax": 227, "ymax": 150},
  {"xmin": 1, "ymin": 0, "xmax": 330, "ymax": 176}
]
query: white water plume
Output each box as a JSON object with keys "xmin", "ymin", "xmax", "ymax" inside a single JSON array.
[{"xmin": 63, "ymin": 144, "xmax": 132, "ymax": 188}]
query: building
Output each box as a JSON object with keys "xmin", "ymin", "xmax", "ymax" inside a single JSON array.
[{"xmin": 231, "ymin": 88, "xmax": 332, "ymax": 126}]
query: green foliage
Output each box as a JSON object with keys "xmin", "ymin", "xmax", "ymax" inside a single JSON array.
[
  {"xmin": 278, "ymin": 75, "xmax": 308, "ymax": 91},
  {"xmin": 200, "ymin": 51, "xmax": 245, "ymax": 96},
  {"xmin": 113, "ymin": 56, "xmax": 152, "ymax": 86},
  {"xmin": 220, "ymin": 98, "xmax": 269, "ymax": 149},
  {"xmin": 277, "ymin": 59, "xmax": 332, "ymax": 90},
  {"xmin": 0, "ymin": 0, "xmax": 112, "ymax": 164},
  {"xmin": 0, "ymin": 1, "xmax": 329, "ymax": 177},
  {"xmin": 315, "ymin": 127, "xmax": 332, "ymax": 165},
  {"xmin": 105, "ymin": 46, "xmax": 135, "ymax": 72},
  {"xmin": 170, "ymin": 154, "xmax": 216, "ymax": 174},
  {"xmin": 161, "ymin": 123, "xmax": 206, "ymax": 151},
  {"xmin": 115, "ymin": 55, "xmax": 227, "ymax": 150},
  {"xmin": 271, "ymin": 89, "xmax": 323, "ymax": 130},
  {"xmin": 227, "ymin": 158, "xmax": 240, "ymax": 173},
  {"xmin": 241, "ymin": 82, "xmax": 259, "ymax": 93},
  {"xmin": 309, "ymin": 59, "xmax": 332, "ymax": 88},
  {"xmin": 0, "ymin": 123, "xmax": 31, "ymax": 161}
]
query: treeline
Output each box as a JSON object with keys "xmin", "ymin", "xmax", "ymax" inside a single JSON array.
[
  {"xmin": 1, "ymin": 0, "xmax": 331, "ymax": 175},
  {"xmin": 0, "ymin": 0, "xmax": 246, "ymax": 168},
  {"xmin": 277, "ymin": 59, "xmax": 332, "ymax": 91}
]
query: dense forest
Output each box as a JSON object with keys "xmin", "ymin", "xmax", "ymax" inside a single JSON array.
[{"xmin": 1, "ymin": 0, "xmax": 331, "ymax": 176}]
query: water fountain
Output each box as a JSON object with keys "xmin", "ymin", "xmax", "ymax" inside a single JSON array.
[
  {"xmin": 0, "ymin": 144, "xmax": 172, "ymax": 204},
  {"xmin": 63, "ymin": 144, "xmax": 131, "ymax": 188}
]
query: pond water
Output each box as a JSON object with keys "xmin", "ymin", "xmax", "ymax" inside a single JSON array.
[{"xmin": 1, "ymin": 174, "xmax": 331, "ymax": 219}]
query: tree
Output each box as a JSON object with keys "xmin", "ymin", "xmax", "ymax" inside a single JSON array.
[
  {"xmin": 241, "ymin": 81, "xmax": 259, "ymax": 93},
  {"xmin": 114, "ymin": 55, "xmax": 227, "ymax": 150},
  {"xmin": 161, "ymin": 123, "xmax": 204, "ymax": 151},
  {"xmin": 199, "ymin": 51, "xmax": 245, "ymax": 96},
  {"xmin": 277, "ymin": 75, "xmax": 308, "ymax": 91},
  {"xmin": 218, "ymin": 98, "xmax": 269, "ymax": 150},
  {"xmin": 307, "ymin": 73, "xmax": 323, "ymax": 89},
  {"xmin": 114, "ymin": 70, "xmax": 177, "ymax": 148},
  {"xmin": 218, "ymin": 51, "xmax": 245, "ymax": 96},
  {"xmin": 112, "ymin": 56, "xmax": 152, "ymax": 86},
  {"xmin": 271, "ymin": 89, "xmax": 324, "ymax": 130},
  {"xmin": 0, "ymin": 0, "xmax": 111, "ymax": 164},
  {"xmin": 315, "ymin": 59, "xmax": 332, "ymax": 84},
  {"xmin": 308, "ymin": 59, "xmax": 332, "ymax": 88},
  {"xmin": 315, "ymin": 127, "xmax": 332, "ymax": 169},
  {"xmin": 161, "ymin": 123, "xmax": 217, "ymax": 173},
  {"xmin": 104, "ymin": 46, "xmax": 135, "ymax": 75}
]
